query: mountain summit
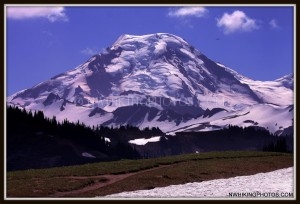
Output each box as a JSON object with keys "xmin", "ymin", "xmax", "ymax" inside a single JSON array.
[{"xmin": 8, "ymin": 33, "xmax": 293, "ymax": 134}]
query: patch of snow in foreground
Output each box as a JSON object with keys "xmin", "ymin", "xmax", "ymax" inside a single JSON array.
[
  {"xmin": 104, "ymin": 167, "xmax": 294, "ymax": 198},
  {"xmin": 104, "ymin": 137, "xmax": 111, "ymax": 143},
  {"xmin": 81, "ymin": 152, "xmax": 96, "ymax": 158},
  {"xmin": 128, "ymin": 136, "xmax": 161, "ymax": 145}
]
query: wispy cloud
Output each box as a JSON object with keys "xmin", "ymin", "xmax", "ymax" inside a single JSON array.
[
  {"xmin": 269, "ymin": 19, "xmax": 279, "ymax": 29},
  {"xmin": 168, "ymin": 7, "xmax": 208, "ymax": 18},
  {"xmin": 217, "ymin": 10, "xmax": 258, "ymax": 34},
  {"xmin": 41, "ymin": 30, "xmax": 56, "ymax": 47},
  {"xmin": 42, "ymin": 30, "xmax": 54, "ymax": 38},
  {"xmin": 6, "ymin": 6, "xmax": 68, "ymax": 22},
  {"xmin": 81, "ymin": 48, "xmax": 98, "ymax": 56}
]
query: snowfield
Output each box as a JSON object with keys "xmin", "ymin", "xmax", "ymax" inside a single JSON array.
[{"xmin": 104, "ymin": 167, "xmax": 294, "ymax": 199}]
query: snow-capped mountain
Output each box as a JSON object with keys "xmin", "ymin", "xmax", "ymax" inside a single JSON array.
[{"xmin": 7, "ymin": 33, "xmax": 294, "ymax": 135}]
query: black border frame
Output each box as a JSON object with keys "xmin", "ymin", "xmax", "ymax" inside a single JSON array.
[{"xmin": 1, "ymin": 1, "xmax": 298, "ymax": 202}]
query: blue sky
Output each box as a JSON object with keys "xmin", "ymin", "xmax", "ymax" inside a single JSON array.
[{"xmin": 6, "ymin": 5, "xmax": 294, "ymax": 95}]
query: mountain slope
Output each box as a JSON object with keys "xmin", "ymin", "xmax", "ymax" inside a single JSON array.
[{"xmin": 7, "ymin": 33, "xmax": 294, "ymax": 134}]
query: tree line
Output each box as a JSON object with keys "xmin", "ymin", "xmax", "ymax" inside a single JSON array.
[{"xmin": 7, "ymin": 105, "xmax": 162, "ymax": 170}]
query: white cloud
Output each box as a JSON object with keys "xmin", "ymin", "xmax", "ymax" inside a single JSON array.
[
  {"xmin": 217, "ymin": 10, "xmax": 258, "ymax": 34},
  {"xmin": 168, "ymin": 7, "xmax": 208, "ymax": 18},
  {"xmin": 81, "ymin": 48, "xmax": 98, "ymax": 56},
  {"xmin": 6, "ymin": 6, "xmax": 68, "ymax": 22},
  {"xmin": 269, "ymin": 19, "xmax": 279, "ymax": 29}
]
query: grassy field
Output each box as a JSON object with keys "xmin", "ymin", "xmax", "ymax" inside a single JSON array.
[{"xmin": 6, "ymin": 151, "xmax": 293, "ymax": 198}]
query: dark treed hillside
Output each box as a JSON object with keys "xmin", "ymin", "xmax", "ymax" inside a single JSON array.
[
  {"xmin": 7, "ymin": 105, "xmax": 293, "ymax": 171},
  {"xmin": 7, "ymin": 106, "xmax": 163, "ymax": 171},
  {"xmin": 132, "ymin": 125, "xmax": 293, "ymax": 158}
]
